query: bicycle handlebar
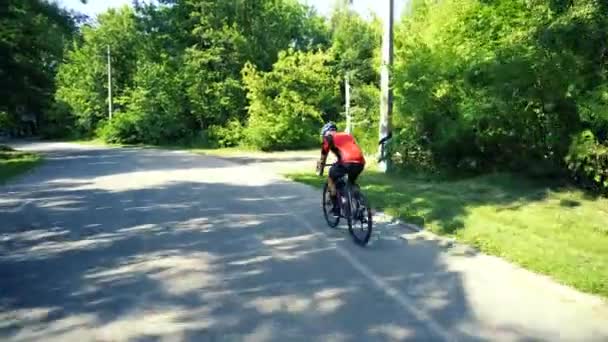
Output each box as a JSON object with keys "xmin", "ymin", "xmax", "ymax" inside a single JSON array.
[{"xmin": 378, "ymin": 132, "xmax": 393, "ymax": 146}]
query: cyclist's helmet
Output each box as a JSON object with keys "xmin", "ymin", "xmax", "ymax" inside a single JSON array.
[{"xmin": 321, "ymin": 122, "xmax": 337, "ymax": 137}]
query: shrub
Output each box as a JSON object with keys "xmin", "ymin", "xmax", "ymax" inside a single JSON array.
[
  {"xmin": 565, "ymin": 130, "xmax": 608, "ymax": 194},
  {"xmin": 208, "ymin": 119, "xmax": 245, "ymax": 148},
  {"xmin": 97, "ymin": 113, "xmax": 140, "ymax": 144},
  {"xmin": 242, "ymin": 49, "xmax": 340, "ymax": 151}
]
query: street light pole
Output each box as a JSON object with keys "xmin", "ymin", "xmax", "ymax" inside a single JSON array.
[
  {"xmin": 345, "ymin": 0, "xmax": 353, "ymax": 134},
  {"xmin": 107, "ymin": 45, "xmax": 113, "ymax": 120},
  {"xmin": 378, "ymin": 0, "xmax": 394, "ymax": 172},
  {"xmin": 345, "ymin": 72, "xmax": 352, "ymax": 133}
]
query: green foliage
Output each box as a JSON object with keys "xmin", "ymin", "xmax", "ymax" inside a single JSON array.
[
  {"xmin": 97, "ymin": 114, "xmax": 138, "ymax": 145},
  {"xmin": 0, "ymin": 0, "xmax": 76, "ymax": 134},
  {"xmin": 350, "ymin": 84, "xmax": 380, "ymax": 153},
  {"xmin": 242, "ymin": 49, "xmax": 340, "ymax": 150},
  {"xmin": 181, "ymin": 27, "xmax": 248, "ymax": 130},
  {"xmin": 566, "ymin": 130, "xmax": 608, "ymax": 193},
  {"xmin": 0, "ymin": 146, "xmax": 41, "ymax": 184},
  {"xmin": 56, "ymin": 6, "xmax": 140, "ymax": 135},
  {"xmin": 14, "ymin": 0, "xmax": 608, "ymax": 197},
  {"xmin": 39, "ymin": 101, "xmax": 76, "ymax": 139},
  {"xmin": 53, "ymin": 0, "xmax": 330, "ymax": 146},
  {"xmin": 98, "ymin": 58, "xmax": 192, "ymax": 145},
  {"xmin": 0, "ymin": 111, "xmax": 17, "ymax": 133},
  {"xmin": 329, "ymin": 7, "xmax": 382, "ymax": 152},
  {"xmin": 208, "ymin": 119, "xmax": 245, "ymax": 148},
  {"xmin": 392, "ymin": 0, "xmax": 608, "ymax": 189},
  {"xmin": 330, "ymin": 6, "xmax": 381, "ymax": 85}
]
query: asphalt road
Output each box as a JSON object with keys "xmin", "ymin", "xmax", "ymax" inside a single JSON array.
[{"xmin": 1, "ymin": 142, "xmax": 607, "ymax": 342}]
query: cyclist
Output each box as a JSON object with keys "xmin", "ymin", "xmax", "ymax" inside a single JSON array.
[{"xmin": 316, "ymin": 122, "xmax": 366, "ymax": 216}]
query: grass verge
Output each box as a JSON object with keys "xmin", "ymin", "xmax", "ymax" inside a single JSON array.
[
  {"xmin": 286, "ymin": 168, "xmax": 608, "ymax": 298},
  {"xmin": 0, "ymin": 146, "xmax": 42, "ymax": 184}
]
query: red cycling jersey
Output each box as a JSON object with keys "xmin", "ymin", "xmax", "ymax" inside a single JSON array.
[{"xmin": 322, "ymin": 132, "xmax": 366, "ymax": 164}]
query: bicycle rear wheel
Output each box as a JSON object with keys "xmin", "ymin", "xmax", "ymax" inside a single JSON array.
[
  {"xmin": 322, "ymin": 182, "xmax": 340, "ymax": 228},
  {"xmin": 347, "ymin": 188, "xmax": 373, "ymax": 246}
]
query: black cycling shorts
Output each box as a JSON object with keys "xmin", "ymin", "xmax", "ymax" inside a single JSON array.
[{"xmin": 329, "ymin": 162, "xmax": 364, "ymax": 184}]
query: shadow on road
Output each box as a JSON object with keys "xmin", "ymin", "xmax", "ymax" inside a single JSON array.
[{"xmin": 0, "ymin": 146, "xmax": 538, "ymax": 341}]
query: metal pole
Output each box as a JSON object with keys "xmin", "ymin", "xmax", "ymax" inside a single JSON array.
[
  {"xmin": 344, "ymin": 0, "xmax": 353, "ymax": 134},
  {"xmin": 107, "ymin": 45, "xmax": 113, "ymax": 120},
  {"xmin": 378, "ymin": 0, "xmax": 394, "ymax": 172},
  {"xmin": 345, "ymin": 73, "xmax": 352, "ymax": 133}
]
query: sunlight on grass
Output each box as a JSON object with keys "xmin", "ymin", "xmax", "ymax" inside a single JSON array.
[
  {"xmin": 0, "ymin": 146, "xmax": 42, "ymax": 184},
  {"xmin": 286, "ymin": 168, "xmax": 608, "ymax": 298}
]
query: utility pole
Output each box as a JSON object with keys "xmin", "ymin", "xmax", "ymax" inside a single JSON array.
[
  {"xmin": 107, "ymin": 45, "xmax": 113, "ymax": 120},
  {"xmin": 345, "ymin": 0, "xmax": 353, "ymax": 134},
  {"xmin": 345, "ymin": 73, "xmax": 352, "ymax": 134},
  {"xmin": 378, "ymin": 0, "xmax": 394, "ymax": 172}
]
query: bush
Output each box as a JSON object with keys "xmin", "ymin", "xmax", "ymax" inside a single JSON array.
[
  {"xmin": 387, "ymin": 126, "xmax": 437, "ymax": 173},
  {"xmin": 207, "ymin": 119, "xmax": 245, "ymax": 148},
  {"xmin": 39, "ymin": 101, "xmax": 77, "ymax": 139},
  {"xmin": 391, "ymin": 0, "xmax": 608, "ymax": 183},
  {"xmin": 350, "ymin": 83, "xmax": 380, "ymax": 154},
  {"xmin": 242, "ymin": 49, "xmax": 340, "ymax": 151},
  {"xmin": 0, "ymin": 111, "xmax": 17, "ymax": 134},
  {"xmin": 97, "ymin": 113, "xmax": 140, "ymax": 144},
  {"xmin": 244, "ymin": 93, "xmax": 323, "ymax": 150},
  {"xmin": 95, "ymin": 59, "xmax": 194, "ymax": 145},
  {"xmin": 97, "ymin": 108, "xmax": 192, "ymax": 146},
  {"xmin": 565, "ymin": 130, "xmax": 608, "ymax": 194}
]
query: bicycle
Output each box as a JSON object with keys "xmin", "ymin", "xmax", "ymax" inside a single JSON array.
[{"xmin": 318, "ymin": 163, "xmax": 373, "ymax": 246}]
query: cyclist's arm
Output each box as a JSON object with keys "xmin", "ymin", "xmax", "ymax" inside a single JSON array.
[{"xmin": 317, "ymin": 137, "xmax": 330, "ymax": 176}]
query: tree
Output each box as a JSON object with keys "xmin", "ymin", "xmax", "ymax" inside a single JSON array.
[
  {"xmin": 242, "ymin": 49, "xmax": 340, "ymax": 150},
  {"xmin": 0, "ymin": 0, "xmax": 76, "ymax": 135},
  {"xmin": 55, "ymin": 6, "xmax": 140, "ymax": 135},
  {"xmin": 330, "ymin": 5, "xmax": 381, "ymax": 86},
  {"xmin": 392, "ymin": 0, "xmax": 608, "ymax": 191},
  {"xmin": 329, "ymin": 6, "xmax": 381, "ymax": 149}
]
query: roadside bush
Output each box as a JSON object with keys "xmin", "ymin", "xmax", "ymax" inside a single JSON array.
[
  {"xmin": 39, "ymin": 101, "xmax": 77, "ymax": 139},
  {"xmin": 97, "ymin": 113, "xmax": 139, "ymax": 144},
  {"xmin": 207, "ymin": 119, "xmax": 245, "ymax": 148},
  {"xmin": 242, "ymin": 49, "xmax": 340, "ymax": 151},
  {"xmin": 565, "ymin": 130, "xmax": 608, "ymax": 194},
  {"xmin": 0, "ymin": 111, "xmax": 17, "ymax": 135},
  {"xmin": 97, "ymin": 59, "xmax": 193, "ymax": 145},
  {"xmin": 392, "ymin": 0, "xmax": 608, "ymax": 186},
  {"xmin": 350, "ymin": 83, "xmax": 380, "ymax": 154},
  {"xmin": 387, "ymin": 125, "xmax": 437, "ymax": 173}
]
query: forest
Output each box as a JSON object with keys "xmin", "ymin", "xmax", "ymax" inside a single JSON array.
[{"xmin": 2, "ymin": 0, "xmax": 607, "ymax": 193}]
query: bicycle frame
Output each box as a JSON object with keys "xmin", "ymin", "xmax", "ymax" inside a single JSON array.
[{"xmin": 321, "ymin": 163, "xmax": 352, "ymax": 216}]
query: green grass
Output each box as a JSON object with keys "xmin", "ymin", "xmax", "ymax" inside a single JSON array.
[
  {"xmin": 0, "ymin": 146, "xmax": 42, "ymax": 184},
  {"xmin": 286, "ymin": 168, "xmax": 608, "ymax": 298}
]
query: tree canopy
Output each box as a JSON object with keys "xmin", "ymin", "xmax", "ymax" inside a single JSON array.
[
  {"xmin": 2, "ymin": 0, "xmax": 607, "ymax": 193},
  {"xmin": 1, "ymin": 0, "xmax": 77, "ymax": 135}
]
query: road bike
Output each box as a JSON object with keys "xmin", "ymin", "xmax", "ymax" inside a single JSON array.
[
  {"xmin": 319, "ymin": 163, "xmax": 373, "ymax": 246},
  {"xmin": 317, "ymin": 134, "xmax": 392, "ymax": 246}
]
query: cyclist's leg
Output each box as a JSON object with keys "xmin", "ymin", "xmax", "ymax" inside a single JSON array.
[
  {"xmin": 345, "ymin": 163, "xmax": 365, "ymax": 219},
  {"xmin": 345, "ymin": 163, "xmax": 364, "ymax": 186},
  {"xmin": 329, "ymin": 164, "xmax": 347, "ymax": 214}
]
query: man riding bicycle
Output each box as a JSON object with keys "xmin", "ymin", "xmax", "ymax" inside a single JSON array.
[{"xmin": 316, "ymin": 122, "xmax": 366, "ymax": 216}]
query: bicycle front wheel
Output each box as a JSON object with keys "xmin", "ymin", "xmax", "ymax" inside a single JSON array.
[
  {"xmin": 348, "ymin": 189, "xmax": 373, "ymax": 246},
  {"xmin": 322, "ymin": 182, "xmax": 340, "ymax": 228}
]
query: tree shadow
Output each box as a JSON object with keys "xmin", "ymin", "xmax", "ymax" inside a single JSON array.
[
  {"xmin": 359, "ymin": 171, "xmax": 581, "ymax": 235},
  {"xmin": 0, "ymin": 146, "xmax": 560, "ymax": 341}
]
